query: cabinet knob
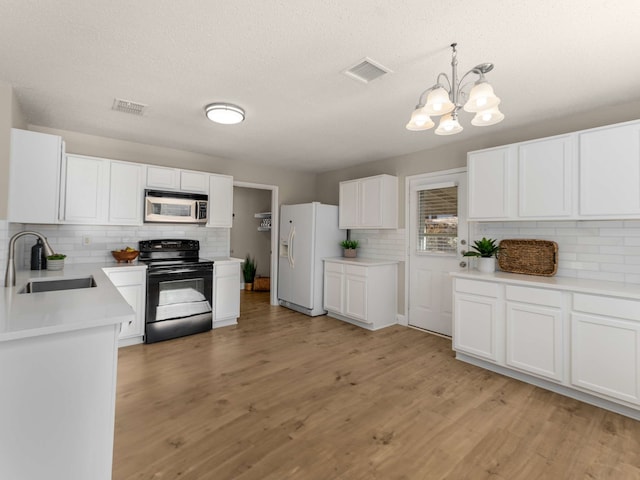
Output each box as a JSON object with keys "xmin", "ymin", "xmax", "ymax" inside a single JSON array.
[
  {"xmin": 459, "ymin": 261, "xmax": 467, "ymax": 268},
  {"xmin": 460, "ymin": 239, "xmax": 467, "ymax": 245},
  {"xmin": 460, "ymin": 250, "xmax": 467, "ymax": 255}
]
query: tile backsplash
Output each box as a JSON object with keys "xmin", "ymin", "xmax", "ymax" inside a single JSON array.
[
  {"xmin": 350, "ymin": 228, "xmax": 406, "ymax": 261},
  {"xmin": 473, "ymin": 220, "xmax": 640, "ymax": 284},
  {"xmin": 8, "ymin": 223, "xmax": 230, "ymax": 270}
]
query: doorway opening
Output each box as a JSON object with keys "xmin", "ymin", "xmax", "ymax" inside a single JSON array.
[{"xmin": 232, "ymin": 181, "xmax": 279, "ymax": 306}]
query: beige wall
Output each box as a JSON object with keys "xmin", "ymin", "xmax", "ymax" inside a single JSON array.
[
  {"xmin": 29, "ymin": 125, "xmax": 318, "ymax": 206},
  {"xmin": 230, "ymin": 187, "xmax": 272, "ymax": 278},
  {"xmin": 0, "ymin": 84, "xmax": 26, "ymax": 219},
  {"xmin": 316, "ymin": 100, "xmax": 640, "ymax": 227}
]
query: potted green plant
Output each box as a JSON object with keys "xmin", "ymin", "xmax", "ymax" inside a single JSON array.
[
  {"xmin": 340, "ymin": 239, "xmax": 359, "ymax": 258},
  {"xmin": 463, "ymin": 238, "xmax": 500, "ymax": 273},
  {"xmin": 242, "ymin": 254, "xmax": 257, "ymax": 290},
  {"xmin": 46, "ymin": 253, "xmax": 67, "ymax": 271}
]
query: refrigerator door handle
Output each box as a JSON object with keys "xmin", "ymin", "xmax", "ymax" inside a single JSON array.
[{"xmin": 289, "ymin": 227, "xmax": 296, "ymax": 268}]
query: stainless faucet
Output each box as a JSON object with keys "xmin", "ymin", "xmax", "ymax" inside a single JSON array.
[{"xmin": 5, "ymin": 231, "xmax": 56, "ymax": 287}]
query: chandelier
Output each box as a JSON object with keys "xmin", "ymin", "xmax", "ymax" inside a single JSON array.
[{"xmin": 406, "ymin": 43, "xmax": 504, "ymax": 135}]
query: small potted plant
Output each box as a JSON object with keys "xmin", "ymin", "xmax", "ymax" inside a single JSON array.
[
  {"xmin": 242, "ymin": 254, "xmax": 257, "ymax": 291},
  {"xmin": 46, "ymin": 253, "xmax": 67, "ymax": 271},
  {"xmin": 463, "ymin": 238, "xmax": 500, "ymax": 273},
  {"xmin": 340, "ymin": 239, "xmax": 359, "ymax": 258}
]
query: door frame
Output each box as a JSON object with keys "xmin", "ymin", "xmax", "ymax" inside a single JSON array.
[
  {"xmin": 403, "ymin": 167, "xmax": 467, "ymax": 327},
  {"xmin": 233, "ymin": 180, "xmax": 279, "ymax": 306}
]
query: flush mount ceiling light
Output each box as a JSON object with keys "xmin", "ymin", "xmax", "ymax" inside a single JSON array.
[
  {"xmin": 204, "ymin": 103, "xmax": 245, "ymax": 125},
  {"xmin": 406, "ymin": 43, "xmax": 504, "ymax": 135}
]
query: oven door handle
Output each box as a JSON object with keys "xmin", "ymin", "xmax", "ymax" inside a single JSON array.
[{"xmin": 148, "ymin": 268, "xmax": 207, "ymax": 276}]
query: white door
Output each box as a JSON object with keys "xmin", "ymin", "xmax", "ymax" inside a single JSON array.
[{"xmin": 408, "ymin": 170, "xmax": 468, "ymax": 336}]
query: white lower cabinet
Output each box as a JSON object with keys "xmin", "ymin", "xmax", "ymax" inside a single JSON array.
[
  {"xmin": 571, "ymin": 294, "xmax": 640, "ymax": 405},
  {"xmin": 323, "ymin": 259, "xmax": 397, "ymax": 330},
  {"xmin": 452, "ymin": 273, "xmax": 640, "ymax": 419},
  {"xmin": 454, "ymin": 293, "xmax": 500, "ymax": 363},
  {"xmin": 505, "ymin": 285, "xmax": 564, "ymax": 382},
  {"xmin": 102, "ymin": 267, "xmax": 146, "ymax": 346},
  {"xmin": 213, "ymin": 260, "xmax": 241, "ymax": 328}
]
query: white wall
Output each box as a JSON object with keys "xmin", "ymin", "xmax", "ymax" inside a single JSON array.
[{"xmin": 29, "ymin": 125, "xmax": 317, "ymax": 207}]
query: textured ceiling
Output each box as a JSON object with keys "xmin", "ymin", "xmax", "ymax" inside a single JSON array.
[{"xmin": 1, "ymin": 1, "xmax": 640, "ymax": 172}]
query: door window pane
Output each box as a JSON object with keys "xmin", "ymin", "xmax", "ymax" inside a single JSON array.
[{"xmin": 417, "ymin": 186, "xmax": 458, "ymax": 254}]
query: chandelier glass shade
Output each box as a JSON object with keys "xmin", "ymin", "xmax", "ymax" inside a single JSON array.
[{"xmin": 406, "ymin": 43, "xmax": 504, "ymax": 134}]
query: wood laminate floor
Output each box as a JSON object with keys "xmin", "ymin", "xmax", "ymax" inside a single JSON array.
[{"xmin": 113, "ymin": 291, "xmax": 640, "ymax": 480}]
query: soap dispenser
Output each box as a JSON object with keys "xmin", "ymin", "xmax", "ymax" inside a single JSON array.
[{"xmin": 30, "ymin": 239, "xmax": 48, "ymax": 270}]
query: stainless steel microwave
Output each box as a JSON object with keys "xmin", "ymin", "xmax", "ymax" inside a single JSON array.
[{"xmin": 144, "ymin": 189, "xmax": 208, "ymax": 224}]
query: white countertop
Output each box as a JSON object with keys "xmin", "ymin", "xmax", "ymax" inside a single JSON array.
[
  {"xmin": 0, "ymin": 263, "xmax": 143, "ymax": 342},
  {"xmin": 323, "ymin": 257, "xmax": 399, "ymax": 266},
  {"xmin": 207, "ymin": 256, "xmax": 244, "ymax": 263},
  {"xmin": 451, "ymin": 270, "xmax": 640, "ymax": 300}
]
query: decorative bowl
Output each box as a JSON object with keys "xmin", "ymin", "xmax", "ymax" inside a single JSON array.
[{"xmin": 111, "ymin": 250, "xmax": 139, "ymax": 263}]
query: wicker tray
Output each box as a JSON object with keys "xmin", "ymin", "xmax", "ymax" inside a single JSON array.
[{"xmin": 497, "ymin": 239, "xmax": 558, "ymax": 276}]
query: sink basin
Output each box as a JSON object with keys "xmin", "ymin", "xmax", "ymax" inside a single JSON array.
[{"xmin": 18, "ymin": 276, "xmax": 97, "ymax": 294}]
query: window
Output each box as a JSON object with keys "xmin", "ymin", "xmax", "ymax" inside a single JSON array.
[{"xmin": 416, "ymin": 185, "xmax": 458, "ymax": 254}]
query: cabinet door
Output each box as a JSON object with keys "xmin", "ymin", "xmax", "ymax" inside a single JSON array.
[
  {"xmin": 62, "ymin": 155, "xmax": 109, "ymax": 224},
  {"xmin": 338, "ymin": 180, "xmax": 359, "ymax": 228},
  {"xmin": 180, "ymin": 170, "xmax": 208, "ymax": 193},
  {"xmin": 109, "ymin": 161, "xmax": 144, "ymax": 225},
  {"xmin": 506, "ymin": 302, "xmax": 563, "ymax": 381},
  {"xmin": 8, "ymin": 129, "xmax": 62, "ymax": 224},
  {"xmin": 454, "ymin": 294, "xmax": 500, "ymax": 362},
  {"xmin": 324, "ymin": 269, "xmax": 344, "ymax": 313},
  {"xmin": 518, "ymin": 136, "xmax": 574, "ymax": 218},
  {"xmin": 208, "ymin": 174, "xmax": 233, "ymax": 227},
  {"xmin": 214, "ymin": 263, "xmax": 240, "ymax": 320},
  {"xmin": 345, "ymin": 274, "xmax": 367, "ymax": 322},
  {"xmin": 571, "ymin": 312, "xmax": 640, "ymax": 405},
  {"xmin": 468, "ymin": 146, "xmax": 512, "ymax": 219},
  {"xmin": 359, "ymin": 176, "xmax": 383, "ymax": 227},
  {"xmin": 146, "ymin": 165, "xmax": 179, "ymax": 190},
  {"xmin": 579, "ymin": 123, "xmax": 640, "ymax": 216},
  {"xmin": 116, "ymin": 284, "xmax": 145, "ymax": 338}
]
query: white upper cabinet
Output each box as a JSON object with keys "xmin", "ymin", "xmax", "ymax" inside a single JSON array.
[
  {"xmin": 518, "ymin": 135, "xmax": 575, "ymax": 218},
  {"xmin": 146, "ymin": 165, "xmax": 180, "ymax": 190},
  {"xmin": 180, "ymin": 170, "xmax": 209, "ymax": 193},
  {"xmin": 62, "ymin": 155, "xmax": 144, "ymax": 226},
  {"xmin": 579, "ymin": 122, "xmax": 640, "ymax": 217},
  {"xmin": 338, "ymin": 180, "xmax": 359, "ymax": 228},
  {"xmin": 109, "ymin": 161, "xmax": 145, "ymax": 225},
  {"xmin": 468, "ymin": 146, "xmax": 513, "ymax": 220},
  {"xmin": 61, "ymin": 154, "xmax": 110, "ymax": 224},
  {"xmin": 8, "ymin": 129, "xmax": 64, "ymax": 224},
  {"xmin": 468, "ymin": 119, "xmax": 640, "ymax": 221},
  {"xmin": 207, "ymin": 174, "xmax": 234, "ymax": 228},
  {"xmin": 339, "ymin": 174, "xmax": 398, "ymax": 229}
]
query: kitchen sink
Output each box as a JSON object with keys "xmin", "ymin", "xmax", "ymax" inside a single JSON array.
[{"xmin": 18, "ymin": 276, "xmax": 97, "ymax": 294}]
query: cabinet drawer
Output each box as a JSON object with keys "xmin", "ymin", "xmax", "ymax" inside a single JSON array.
[
  {"xmin": 345, "ymin": 264, "xmax": 368, "ymax": 277},
  {"xmin": 506, "ymin": 285, "xmax": 562, "ymax": 308},
  {"xmin": 216, "ymin": 263, "xmax": 238, "ymax": 277},
  {"xmin": 573, "ymin": 294, "xmax": 640, "ymax": 322},
  {"xmin": 104, "ymin": 269, "xmax": 144, "ymax": 287},
  {"xmin": 325, "ymin": 262, "xmax": 344, "ymax": 274},
  {"xmin": 455, "ymin": 278, "xmax": 499, "ymax": 298}
]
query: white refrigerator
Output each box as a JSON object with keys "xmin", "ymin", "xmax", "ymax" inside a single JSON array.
[{"xmin": 278, "ymin": 202, "xmax": 345, "ymax": 316}]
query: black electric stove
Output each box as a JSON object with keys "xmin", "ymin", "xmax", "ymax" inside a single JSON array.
[{"xmin": 139, "ymin": 239, "xmax": 214, "ymax": 343}]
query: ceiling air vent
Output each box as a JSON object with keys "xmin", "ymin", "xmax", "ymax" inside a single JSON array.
[
  {"xmin": 343, "ymin": 57, "xmax": 392, "ymax": 84},
  {"xmin": 112, "ymin": 98, "xmax": 148, "ymax": 115}
]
